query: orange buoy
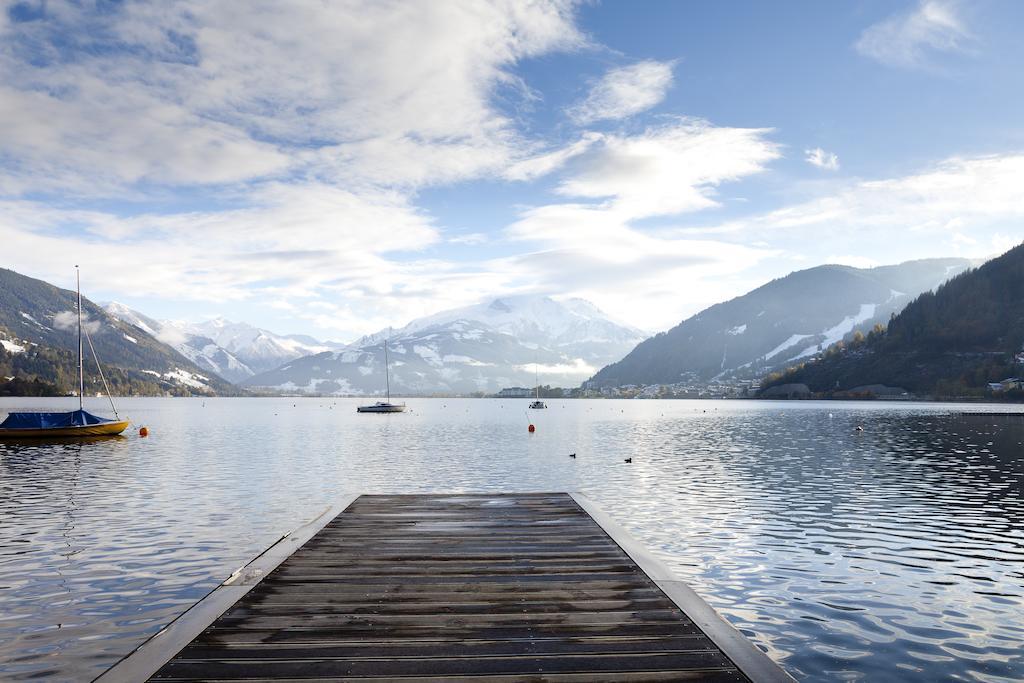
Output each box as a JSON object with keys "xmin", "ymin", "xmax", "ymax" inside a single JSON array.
[
  {"xmin": 528, "ymin": 424, "xmax": 535, "ymax": 433},
  {"xmin": 139, "ymin": 426, "xmax": 149, "ymax": 437}
]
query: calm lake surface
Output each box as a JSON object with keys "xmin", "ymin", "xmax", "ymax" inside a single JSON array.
[{"xmin": 0, "ymin": 397, "xmax": 1022, "ymax": 681}]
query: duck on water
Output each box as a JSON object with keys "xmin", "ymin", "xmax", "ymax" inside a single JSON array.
[{"xmin": 0, "ymin": 267, "xmax": 129, "ymax": 438}]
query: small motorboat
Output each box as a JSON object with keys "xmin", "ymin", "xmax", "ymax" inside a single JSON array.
[
  {"xmin": 529, "ymin": 400, "xmax": 547, "ymax": 409},
  {"xmin": 357, "ymin": 338, "xmax": 406, "ymax": 414},
  {"xmin": 0, "ymin": 267, "xmax": 129, "ymax": 439}
]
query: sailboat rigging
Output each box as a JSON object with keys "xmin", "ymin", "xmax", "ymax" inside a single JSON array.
[
  {"xmin": 0, "ymin": 266, "xmax": 130, "ymax": 438},
  {"xmin": 529, "ymin": 358, "xmax": 547, "ymax": 409},
  {"xmin": 357, "ymin": 338, "xmax": 406, "ymax": 413}
]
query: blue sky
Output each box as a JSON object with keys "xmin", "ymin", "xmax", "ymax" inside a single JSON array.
[{"xmin": 1, "ymin": 0, "xmax": 1022, "ymax": 341}]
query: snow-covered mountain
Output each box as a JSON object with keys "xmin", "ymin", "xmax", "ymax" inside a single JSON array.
[
  {"xmin": 244, "ymin": 295, "xmax": 646, "ymax": 395},
  {"xmin": 103, "ymin": 302, "xmax": 254, "ymax": 383},
  {"xmin": 587, "ymin": 257, "xmax": 974, "ymax": 387},
  {"xmin": 103, "ymin": 304, "xmax": 342, "ymax": 383},
  {"xmin": 0, "ymin": 270, "xmax": 232, "ymax": 396},
  {"xmin": 181, "ymin": 318, "xmax": 345, "ymax": 375}
]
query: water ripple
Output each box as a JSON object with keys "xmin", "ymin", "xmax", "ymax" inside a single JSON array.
[{"xmin": 0, "ymin": 397, "xmax": 1022, "ymax": 681}]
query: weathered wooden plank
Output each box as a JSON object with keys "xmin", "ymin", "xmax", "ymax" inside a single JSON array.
[
  {"xmin": 206, "ymin": 609, "xmax": 693, "ymax": 631},
  {"xmin": 176, "ymin": 635, "xmax": 718, "ymax": 660},
  {"xmin": 256, "ymin": 573, "xmax": 655, "ymax": 589},
  {"xmin": 266, "ymin": 561, "xmax": 642, "ymax": 575},
  {"xmin": 228, "ymin": 601, "xmax": 679, "ymax": 615},
  {"xmin": 96, "ymin": 493, "xmax": 792, "ymax": 682},
  {"xmin": 151, "ymin": 673, "xmax": 746, "ymax": 683},
  {"xmin": 192, "ymin": 623, "xmax": 713, "ymax": 646},
  {"xmin": 153, "ymin": 651, "xmax": 741, "ymax": 679},
  {"xmin": 243, "ymin": 581, "xmax": 663, "ymax": 597}
]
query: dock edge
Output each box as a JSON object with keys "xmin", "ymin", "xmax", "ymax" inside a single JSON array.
[
  {"xmin": 569, "ymin": 491, "xmax": 796, "ymax": 683},
  {"xmin": 92, "ymin": 493, "xmax": 361, "ymax": 683}
]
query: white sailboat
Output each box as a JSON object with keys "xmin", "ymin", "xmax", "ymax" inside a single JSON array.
[
  {"xmin": 357, "ymin": 338, "xmax": 406, "ymax": 413},
  {"xmin": 529, "ymin": 359, "xmax": 546, "ymax": 409}
]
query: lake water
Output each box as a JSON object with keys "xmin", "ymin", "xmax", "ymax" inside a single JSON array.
[{"xmin": 0, "ymin": 397, "xmax": 1022, "ymax": 681}]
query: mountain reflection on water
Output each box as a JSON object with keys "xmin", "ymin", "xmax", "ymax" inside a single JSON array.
[{"xmin": 0, "ymin": 397, "xmax": 1021, "ymax": 681}]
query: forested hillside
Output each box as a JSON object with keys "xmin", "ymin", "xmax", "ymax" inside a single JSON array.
[
  {"xmin": 0, "ymin": 267, "xmax": 234, "ymax": 396},
  {"xmin": 760, "ymin": 242, "xmax": 1024, "ymax": 397},
  {"xmin": 587, "ymin": 258, "xmax": 969, "ymax": 387}
]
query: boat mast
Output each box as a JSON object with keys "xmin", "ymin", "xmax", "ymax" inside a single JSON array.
[
  {"xmin": 384, "ymin": 339, "xmax": 391, "ymax": 403},
  {"xmin": 535, "ymin": 360, "xmax": 539, "ymax": 400},
  {"xmin": 76, "ymin": 265, "xmax": 84, "ymax": 411}
]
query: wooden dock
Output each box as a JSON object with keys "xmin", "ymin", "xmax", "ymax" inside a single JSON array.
[{"xmin": 96, "ymin": 493, "xmax": 793, "ymax": 682}]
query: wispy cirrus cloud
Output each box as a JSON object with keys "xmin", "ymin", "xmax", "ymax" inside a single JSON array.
[
  {"xmin": 855, "ymin": 0, "xmax": 973, "ymax": 69},
  {"xmin": 0, "ymin": 183, "xmax": 439, "ymax": 303},
  {"xmin": 685, "ymin": 152, "xmax": 1024, "ymax": 264},
  {"xmin": 1, "ymin": 0, "xmax": 1016, "ymax": 342},
  {"xmin": 805, "ymin": 147, "xmax": 839, "ymax": 171},
  {"xmin": 548, "ymin": 119, "xmax": 780, "ymax": 220},
  {"xmin": 0, "ymin": 0, "xmax": 586, "ymax": 195},
  {"xmin": 0, "ymin": 1, "xmax": 590, "ymax": 339},
  {"xmin": 502, "ymin": 119, "xmax": 782, "ymax": 328},
  {"xmin": 567, "ymin": 60, "xmax": 675, "ymax": 124}
]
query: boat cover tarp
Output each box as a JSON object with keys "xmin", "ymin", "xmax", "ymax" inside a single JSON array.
[{"xmin": 0, "ymin": 410, "xmax": 114, "ymax": 429}]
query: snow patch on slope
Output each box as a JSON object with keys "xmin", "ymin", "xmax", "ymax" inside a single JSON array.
[
  {"xmin": 164, "ymin": 368, "xmax": 211, "ymax": 390},
  {"xmin": 1, "ymin": 339, "xmax": 26, "ymax": 354},
  {"xmin": 765, "ymin": 334, "xmax": 814, "ymax": 361},
  {"xmin": 796, "ymin": 304, "xmax": 877, "ymax": 359},
  {"xmin": 20, "ymin": 312, "xmax": 49, "ymax": 329}
]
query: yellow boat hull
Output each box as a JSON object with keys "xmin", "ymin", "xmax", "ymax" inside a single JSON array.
[{"xmin": 0, "ymin": 420, "xmax": 130, "ymax": 439}]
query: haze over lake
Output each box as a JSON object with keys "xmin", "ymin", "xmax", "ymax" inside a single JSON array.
[{"xmin": 1, "ymin": 397, "xmax": 1021, "ymax": 681}]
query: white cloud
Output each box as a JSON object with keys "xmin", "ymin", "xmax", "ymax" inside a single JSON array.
[
  {"xmin": 689, "ymin": 152, "xmax": 1024, "ymax": 273},
  {"xmin": 568, "ymin": 60, "xmax": 675, "ymax": 124},
  {"xmin": 502, "ymin": 149, "xmax": 1024, "ymax": 331},
  {"xmin": 805, "ymin": 147, "xmax": 839, "ymax": 171},
  {"xmin": 0, "ymin": 3, "xmax": 786, "ymax": 337},
  {"xmin": 990, "ymin": 233, "xmax": 1019, "ymax": 255},
  {"xmin": 498, "ymin": 119, "xmax": 782, "ymax": 330},
  {"xmin": 3, "ymin": 1, "xmax": 1017, "ymax": 344},
  {"xmin": 516, "ymin": 359, "xmax": 597, "ymax": 376},
  {"xmin": 449, "ymin": 233, "xmax": 490, "ymax": 245},
  {"xmin": 855, "ymin": 1, "xmax": 972, "ymax": 69},
  {"xmin": 0, "ymin": 184, "xmax": 439, "ymax": 305},
  {"xmin": 52, "ymin": 311, "xmax": 102, "ymax": 335},
  {"xmin": 823, "ymin": 255, "xmax": 879, "ymax": 269},
  {"xmin": 551, "ymin": 119, "xmax": 779, "ymax": 219},
  {"xmin": 503, "ymin": 133, "xmax": 602, "ymax": 182},
  {"xmin": 0, "ymin": 0, "xmax": 585, "ymax": 194},
  {"xmin": 0, "ymin": 1, "xmax": 595, "ymax": 340}
]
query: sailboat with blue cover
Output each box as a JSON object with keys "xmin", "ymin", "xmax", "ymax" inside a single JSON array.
[{"xmin": 0, "ymin": 267, "xmax": 129, "ymax": 438}]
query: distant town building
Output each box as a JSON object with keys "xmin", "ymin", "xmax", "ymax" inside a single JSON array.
[
  {"xmin": 989, "ymin": 378, "xmax": 1022, "ymax": 392},
  {"xmin": 497, "ymin": 387, "xmax": 532, "ymax": 398}
]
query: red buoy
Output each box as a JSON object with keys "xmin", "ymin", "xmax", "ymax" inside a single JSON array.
[
  {"xmin": 139, "ymin": 426, "xmax": 149, "ymax": 437},
  {"xmin": 528, "ymin": 424, "xmax": 535, "ymax": 433}
]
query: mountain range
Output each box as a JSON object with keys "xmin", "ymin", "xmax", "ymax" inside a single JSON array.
[
  {"xmin": 0, "ymin": 268, "xmax": 232, "ymax": 396},
  {"xmin": 102, "ymin": 303, "xmax": 343, "ymax": 383},
  {"xmin": 586, "ymin": 257, "xmax": 972, "ymax": 388},
  {"xmin": 4, "ymin": 250, "xmax": 1005, "ymax": 399},
  {"xmin": 760, "ymin": 242, "xmax": 1024, "ymax": 397},
  {"xmin": 244, "ymin": 296, "xmax": 646, "ymax": 395}
]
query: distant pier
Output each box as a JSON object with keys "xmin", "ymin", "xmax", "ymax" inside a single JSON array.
[{"xmin": 96, "ymin": 493, "xmax": 793, "ymax": 682}]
